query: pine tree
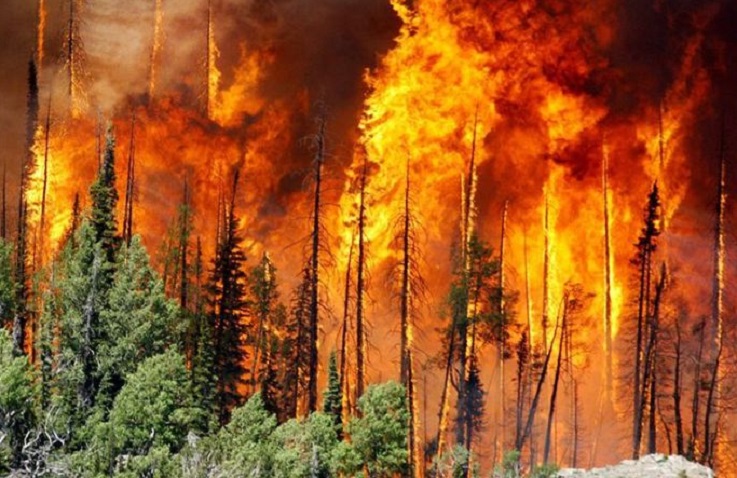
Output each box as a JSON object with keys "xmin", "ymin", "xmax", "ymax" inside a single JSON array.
[
  {"xmin": 96, "ymin": 236, "xmax": 179, "ymax": 407},
  {"xmin": 323, "ymin": 350, "xmax": 342, "ymax": 435},
  {"xmin": 89, "ymin": 126, "xmax": 119, "ymax": 265},
  {"xmin": 56, "ymin": 221, "xmax": 107, "ymax": 424},
  {"xmin": 460, "ymin": 355, "xmax": 484, "ymax": 478},
  {"xmin": 249, "ymin": 253, "xmax": 279, "ymax": 392},
  {"xmin": 208, "ymin": 169, "xmax": 250, "ymax": 424},
  {"xmin": 287, "ymin": 267, "xmax": 313, "ymax": 418}
]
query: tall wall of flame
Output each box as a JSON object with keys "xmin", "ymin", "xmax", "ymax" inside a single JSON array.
[{"xmin": 1, "ymin": 0, "xmax": 737, "ymax": 472}]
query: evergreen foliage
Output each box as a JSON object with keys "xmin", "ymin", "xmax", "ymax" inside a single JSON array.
[
  {"xmin": 323, "ymin": 350, "xmax": 342, "ymax": 433},
  {"xmin": 208, "ymin": 172, "xmax": 250, "ymax": 424}
]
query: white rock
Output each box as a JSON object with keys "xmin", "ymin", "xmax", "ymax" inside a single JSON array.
[{"xmin": 557, "ymin": 454, "xmax": 714, "ymax": 478}]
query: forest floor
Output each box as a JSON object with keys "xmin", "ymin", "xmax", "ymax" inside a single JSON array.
[{"xmin": 558, "ymin": 454, "xmax": 714, "ymax": 477}]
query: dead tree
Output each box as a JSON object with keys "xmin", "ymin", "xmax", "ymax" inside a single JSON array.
[
  {"xmin": 179, "ymin": 179, "xmax": 190, "ymax": 311},
  {"xmin": 689, "ymin": 315, "xmax": 707, "ymax": 459},
  {"xmin": 640, "ymin": 264, "xmax": 666, "ymax": 454},
  {"xmin": 205, "ymin": 0, "xmax": 217, "ymax": 119},
  {"xmin": 122, "ymin": 113, "xmax": 136, "ymax": 245},
  {"xmin": 543, "ymin": 293, "xmax": 566, "ymax": 465},
  {"xmin": 436, "ymin": 113, "xmax": 479, "ymax": 462},
  {"xmin": 307, "ymin": 109, "xmax": 326, "ymax": 412},
  {"xmin": 148, "ymin": 0, "xmax": 164, "ymax": 99},
  {"xmin": 670, "ymin": 304, "xmax": 686, "ymax": 456},
  {"xmin": 632, "ymin": 182, "xmax": 661, "ymax": 459},
  {"xmin": 515, "ymin": 328, "xmax": 531, "ymax": 451},
  {"xmin": 602, "ymin": 146, "xmax": 614, "ymax": 399},
  {"xmin": 13, "ymin": 60, "xmax": 39, "ymax": 356},
  {"xmin": 355, "ymin": 153, "xmax": 368, "ymax": 401},
  {"xmin": 340, "ymin": 232, "xmax": 355, "ymax": 419},
  {"xmin": 542, "ymin": 192, "xmax": 551, "ymax": 355},
  {"xmin": 702, "ymin": 125, "xmax": 727, "ymax": 467},
  {"xmin": 37, "ymin": 0, "xmax": 46, "ymax": 70},
  {"xmin": 2, "ymin": 165, "xmax": 6, "ymax": 241},
  {"xmin": 392, "ymin": 156, "xmax": 426, "ymax": 478},
  {"xmin": 498, "ymin": 200, "xmax": 509, "ymax": 454},
  {"xmin": 517, "ymin": 300, "xmax": 560, "ymax": 452},
  {"xmin": 36, "ymin": 92, "xmax": 52, "ymax": 267},
  {"xmin": 65, "ymin": 0, "xmax": 86, "ymax": 116}
]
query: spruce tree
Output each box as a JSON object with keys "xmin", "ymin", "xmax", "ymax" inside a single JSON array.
[
  {"xmin": 208, "ymin": 170, "xmax": 250, "ymax": 424},
  {"xmin": 249, "ymin": 253, "xmax": 279, "ymax": 392},
  {"xmin": 96, "ymin": 236, "xmax": 179, "ymax": 406},
  {"xmin": 89, "ymin": 126, "xmax": 119, "ymax": 265},
  {"xmin": 323, "ymin": 350, "xmax": 342, "ymax": 435}
]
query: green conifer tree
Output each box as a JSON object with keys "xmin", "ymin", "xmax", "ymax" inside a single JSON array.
[
  {"xmin": 208, "ymin": 170, "xmax": 250, "ymax": 424},
  {"xmin": 323, "ymin": 350, "xmax": 342, "ymax": 435},
  {"xmin": 89, "ymin": 126, "xmax": 119, "ymax": 264}
]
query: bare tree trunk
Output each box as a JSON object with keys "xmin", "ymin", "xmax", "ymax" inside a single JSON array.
[
  {"xmin": 499, "ymin": 200, "xmax": 508, "ymax": 454},
  {"xmin": 542, "ymin": 192, "xmax": 551, "ymax": 356},
  {"xmin": 703, "ymin": 125, "xmax": 726, "ymax": 467},
  {"xmin": 518, "ymin": 306, "xmax": 560, "ymax": 451},
  {"xmin": 632, "ymin": 227, "xmax": 654, "ymax": 459},
  {"xmin": 205, "ymin": 0, "xmax": 216, "ymax": 119},
  {"xmin": 639, "ymin": 264, "xmax": 665, "ymax": 456},
  {"xmin": 435, "ymin": 308, "xmax": 458, "ymax": 464},
  {"xmin": 400, "ymin": 158, "xmax": 412, "ymax": 386},
  {"xmin": 602, "ymin": 146, "xmax": 614, "ymax": 400},
  {"xmin": 307, "ymin": 111, "xmax": 325, "ymax": 412},
  {"xmin": 179, "ymin": 179, "xmax": 189, "ymax": 310},
  {"xmin": 13, "ymin": 60, "xmax": 39, "ymax": 356},
  {"xmin": 36, "ymin": 93, "xmax": 52, "ymax": 269},
  {"xmin": 544, "ymin": 296, "xmax": 566, "ymax": 464},
  {"xmin": 572, "ymin": 379, "xmax": 579, "ymax": 468},
  {"xmin": 148, "ymin": 0, "xmax": 164, "ymax": 99},
  {"xmin": 355, "ymin": 154, "xmax": 368, "ymax": 401},
  {"xmin": 2, "ymin": 165, "xmax": 6, "ymax": 241},
  {"xmin": 37, "ymin": 0, "xmax": 46, "ymax": 70},
  {"xmin": 673, "ymin": 307, "xmax": 685, "ymax": 456},
  {"xmin": 689, "ymin": 315, "xmax": 706, "ymax": 459},
  {"xmin": 340, "ymin": 233, "xmax": 355, "ymax": 419},
  {"xmin": 123, "ymin": 114, "xmax": 136, "ymax": 245}
]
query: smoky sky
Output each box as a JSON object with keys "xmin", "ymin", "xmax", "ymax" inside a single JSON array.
[{"xmin": 0, "ymin": 0, "xmax": 400, "ymax": 185}]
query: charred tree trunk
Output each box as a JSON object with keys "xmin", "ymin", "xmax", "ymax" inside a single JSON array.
[
  {"xmin": 499, "ymin": 200, "xmax": 508, "ymax": 453},
  {"xmin": 602, "ymin": 147, "xmax": 614, "ymax": 400},
  {"xmin": 148, "ymin": 0, "xmax": 164, "ymax": 99},
  {"xmin": 702, "ymin": 128, "xmax": 726, "ymax": 467},
  {"xmin": 122, "ymin": 114, "xmax": 136, "ymax": 245},
  {"xmin": 542, "ymin": 192, "xmax": 551, "ymax": 356},
  {"xmin": 639, "ymin": 264, "xmax": 665, "ymax": 456},
  {"xmin": 689, "ymin": 315, "xmax": 706, "ymax": 459},
  {"xmin": 35, "ymin": 93, "xmax": 51, "ymax": 269},
  {"xmin": 307, "ymin": 111, "xmax": 326, "ymax": 413},
  {"xmin": 179, "ymin": 179, "xmax": 190, "ymax": 311},
  {"xmin": 355, "ymin": 154, "xmax": 368, "ymax": 401},
  {"xmin": 515, "ymin": 330, "xmax": 530, "ymax": 453},
  {"xmin": 13, "ymin": 60, "xmax": 39, "ymax": 356},
  {"xmin": 340, "ymin": 233, "xmax": 355, "ymax": 419},
  {"xmin": 544, "ymin": 297, "xmax": 566, "ymax": 464},
  {"xmin": 400, "ymin": 158, "xmax": 412, "ymax": 386},
  {"xmin": 632, "ymin": 183, "xmax": 659, "ymax": 459},
  {"xmin": 518, "ymin": 307, "xmax": 559, "ymax": 451},
  {"xmin": 2, "ymin": 165, "xmax": 6, "ymax": 241},
  {"xmin": 37, "ymin": 0, "xmax": 46, "ymax": 70},
  {"xmin": 673, "ymin": 308, "xmax": 685, "ymax": 456}
]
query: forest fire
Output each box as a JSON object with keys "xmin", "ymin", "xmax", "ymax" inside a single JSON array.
[{"xmin": 1, "ymin": 0, "xmax": 736, "ymax": 476}]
